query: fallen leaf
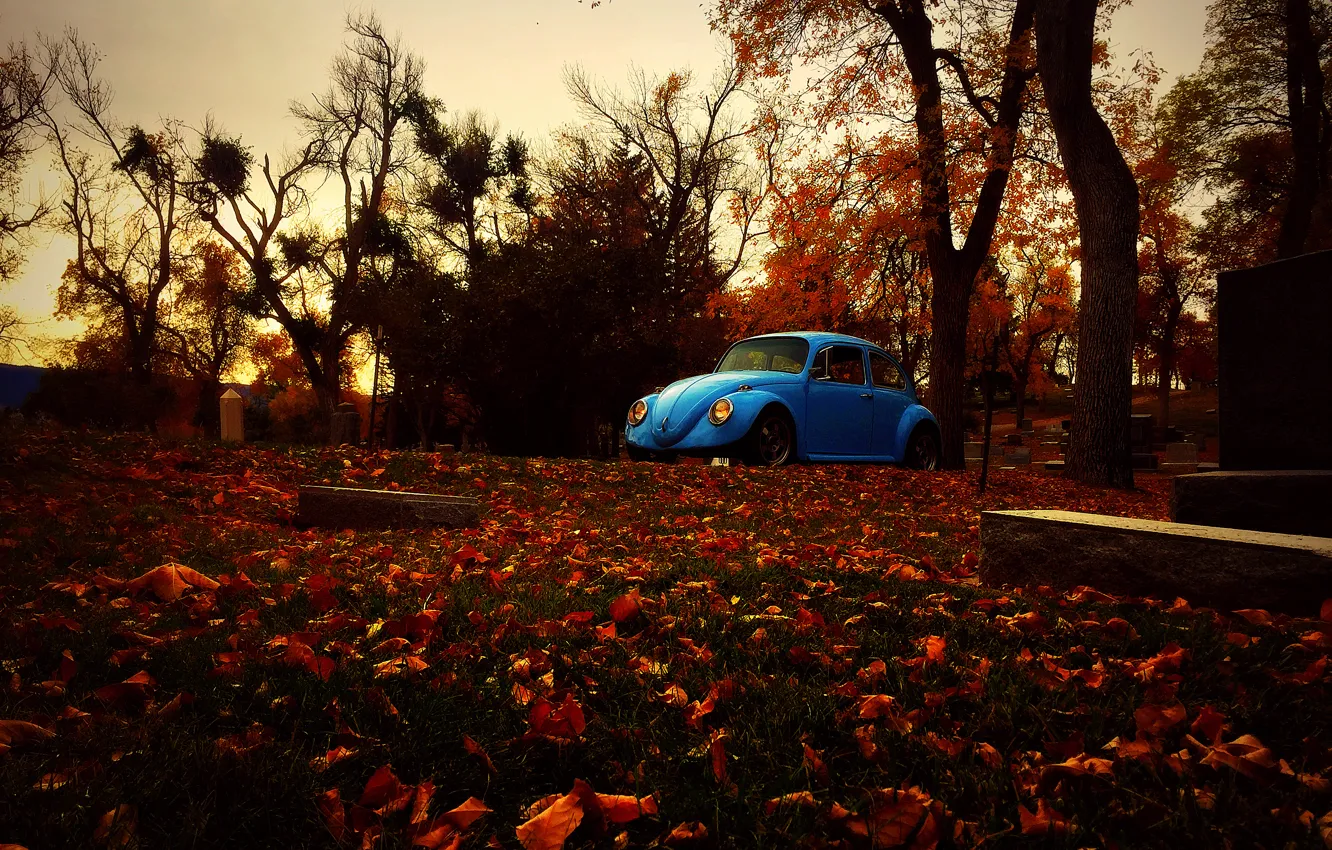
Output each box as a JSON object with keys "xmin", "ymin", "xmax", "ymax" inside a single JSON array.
[
  {"xmin": 93, "ymin": 805, "xmax": 137, "ymax": 849},
  {"xmin": 516, "ymin": 792, "xmax": 584, "ymax": 850}
]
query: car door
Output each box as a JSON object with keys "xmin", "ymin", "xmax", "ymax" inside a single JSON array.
[
  {"xmin": 869, "ymin": 351, "xmax": 911, "ymax": 459},
  {"xmin": 806, "ymin": 344, "xmax": 873, "ymax": 455}
]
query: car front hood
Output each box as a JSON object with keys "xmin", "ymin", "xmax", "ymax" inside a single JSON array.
[{"xmin": 651, "ymin": 370, "xmax": 797, "ymax": 446}]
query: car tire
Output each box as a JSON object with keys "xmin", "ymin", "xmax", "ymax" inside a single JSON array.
[
  {"xmin": 904, "ymin": 425, "xmax": 940, "ymax": 471},
  {"xmin": 744, "ymin": 408, "xmax": 795, "ymax": 466}
]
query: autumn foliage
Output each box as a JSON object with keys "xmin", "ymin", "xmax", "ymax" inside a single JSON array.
[{"xmin": 1, "ymin": 428, "xmax": 1331, "ymax": 847}]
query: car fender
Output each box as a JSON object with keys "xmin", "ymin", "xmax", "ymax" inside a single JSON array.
[
  {"xmin": 726, "ymin": 388, "xmax": 800, "ymax": 447},
  {"xmin": 893, "ymin": 404, "xmax": 939, "ymax": 458}
]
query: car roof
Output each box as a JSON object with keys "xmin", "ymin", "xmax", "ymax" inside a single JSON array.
[{"xmin": 742, "ymin": 331, "xmax": 886, "ymax": 351}]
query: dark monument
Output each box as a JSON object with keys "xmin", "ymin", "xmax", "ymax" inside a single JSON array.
[{"xmin": 1171, "ymin": 250, "xmax": 1332, "ymax": 537}]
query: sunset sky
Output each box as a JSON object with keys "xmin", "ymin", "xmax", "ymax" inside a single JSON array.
[{"xmin": 1, "ymin": 0, "xmax": 1210, "ymax": 367}]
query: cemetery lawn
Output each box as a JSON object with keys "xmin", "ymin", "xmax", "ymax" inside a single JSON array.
[{"xmin": 3, "ymin": 430, "xmax": 1332, "ymax": 849}]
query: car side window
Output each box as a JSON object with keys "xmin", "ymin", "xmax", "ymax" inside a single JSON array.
[
  {"xmin": 870, "ymin": 352, "xmax": 906, "ymax": 390},
  {"xmin": 825, "ymin": 346, "xmax": 866, "ymax": 385}
]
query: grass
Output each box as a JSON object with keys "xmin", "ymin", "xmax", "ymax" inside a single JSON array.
[{"xmin": 0, "ymin": 426, "xmax": 1328, "ymax": 849}]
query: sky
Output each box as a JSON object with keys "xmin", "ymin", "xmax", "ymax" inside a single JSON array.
[{"xmin": 0, "ymin": 0, "xmax": 1212, "ymax": 368}]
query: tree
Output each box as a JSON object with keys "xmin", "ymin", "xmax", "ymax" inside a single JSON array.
[
  {"xmin": 1034, "ymin": 0, "xmax": 1139, "ymax": 488},
  {"xmin": 0, "ymin": 36, "xmax": 57, "ymax": 281},
  {"xmin": 44, "ymin": 34, "xmax": 192, "ymax": 393},
  {"xmin": 193, "ymin": 15, "xmax": 423, "ymax": 427},
  {"xmin": 1159, "ymin": 0, "xmax": 1332, "ymax": 266},
  {"xmin": 566, "ymin": 63, "xmax": 761, "ymax": 304},
  {"xmin": 1134, "ymin": 137, "xmax": 1213, "ymax": 425},
  {"xmin": 714, "ymin": 0, "xmax": 1041, "ymax": 469},
  {"xmin": 408, "ymin": 105, "xmax": 534, "ymax": 271},
  {"xmin": 732, "ymin": 132, "xmax": 933, "ymax": 384},
  {"xmin": 997, "ymin": 252, "xmax": 1075, "ymax": 425},
  {"xmin": 283, "ymin": 14, "xmax": 425, "ymax": 420},
  {"xmin": 160, "ymin": 241, "xmax": 255, "ymax": 435}
]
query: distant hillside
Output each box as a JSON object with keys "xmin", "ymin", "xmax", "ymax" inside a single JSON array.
[{"xmin": 0, "ymin": 363, "xmax": 44, "ymax": 410}]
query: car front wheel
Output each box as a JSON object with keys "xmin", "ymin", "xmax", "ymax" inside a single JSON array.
[
  {"xmin": 745, "ymin": 410, "xmax": 794, "ymax": 466},
  {"xmin": 905, "ymin": 426, "xmax": 940, "ymax": 471}
]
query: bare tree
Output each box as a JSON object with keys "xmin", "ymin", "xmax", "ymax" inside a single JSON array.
[
  {"xmin": 284, "ymin": 13, "xmax": 426, "ymax": 418},
  {"xmin": 1, "ymin": 37, "xmax": 58, "ymax": 281},
  {"xmin": 565, "ymin": 62, "xmax": 763, "ymax": 291},
  {"xmin": 43, "ymin": 33, "xmax": 192, "ymax": 387}
]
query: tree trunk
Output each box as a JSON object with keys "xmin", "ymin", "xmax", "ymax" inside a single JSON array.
[
  {"xmin": 1013, "ymin": 373, "xmax": 1028, "ymax": 426},
  {"xmin": 1278, "ymin": 0, "xmax": 1323, "ymax": 258},
  {"xmin": 1157, "ymin": 319, "xmax": 1177, "ymax": 426},
  {"xmin": 1035, "ymin": 0, "xmax": 1138, "ymax": 489},
  {"xmin": 927, "ymin": 269, "xmax": 972, "ymax": 469}
]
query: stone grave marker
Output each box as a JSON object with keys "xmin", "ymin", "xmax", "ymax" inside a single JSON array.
[
  {"xmin": 1160, "ymin": 442, "xmax": 1199, "ymax": 475},
  {"xmin": 1005, "ymin": 433, "xmax": 1023, "ymax": 446},
  {"xmin": 964, "ymin": 442, "xmax": 984, "ymax": 460},
  {"xmin": 1003, "ymin": 447, "xmax": 1032, "ymax": 465},
  {"xmin": 1171, "ymin": 248, "xmax": 1332, "ymax": 536},
  {"xmin": 297, "ymin": 485, "xmax": 480, "ymax": 529},
  {"xmin": 219, "ymin": 389, "xmax": 243, "ymax": 443},
  {"xmin": 981, "ymin": 509, "xmax": 1332, "ymax": 615},
  {"xmin": 330, "ymin": 402, "xmax": 361, "ymax": 446}
]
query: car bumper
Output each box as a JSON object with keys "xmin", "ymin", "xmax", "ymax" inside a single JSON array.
[{"xmin": 625, "ymin": 415, "xmax": 752, "ymax": 455}]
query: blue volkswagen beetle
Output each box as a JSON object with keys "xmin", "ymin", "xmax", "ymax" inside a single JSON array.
[{"xmin": 625, "ymin": 332, "xmax": 940, "ymax": 468}]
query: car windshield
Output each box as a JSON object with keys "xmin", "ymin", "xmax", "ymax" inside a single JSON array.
[{"xmin": 715, "ymin": 338, "xmax": 810, "ymax": 374}]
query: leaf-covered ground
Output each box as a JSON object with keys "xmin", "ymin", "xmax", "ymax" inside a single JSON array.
[{"xmin": 2, "ymin": 429, "xmax": 1330, "ymax": 849}]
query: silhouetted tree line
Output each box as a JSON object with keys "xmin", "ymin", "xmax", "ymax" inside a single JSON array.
[{"xmin": 9, "ymin": 16, "xmax": 757, "ymax": 454}]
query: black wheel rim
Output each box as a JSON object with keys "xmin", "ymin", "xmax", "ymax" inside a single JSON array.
[
  {"xmin": 913, "ymin": 434, "xmax": 939, "ymax": 470},
  {"xmin": 758, "ymin": 418, "xmax": 791, "ymax": 465}
]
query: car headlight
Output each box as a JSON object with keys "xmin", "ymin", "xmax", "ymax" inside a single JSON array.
[
  {"xmin": 708, "ymin": 397, "xmax": 734, "ymax": 426},
  {"xmin": 627, "ymin": 399, "xmax": 648, "ymax": 426}
]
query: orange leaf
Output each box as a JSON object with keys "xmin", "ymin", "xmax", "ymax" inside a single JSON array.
[
  {"xmin": 1019, "ymin": 799, "xmax": 1071, "ymax": 836},
  {"xmin": 1134, "ymin": 701, "xmax": 1187, "ymax": 736},
  {"xmin": 664, "ymin": 822, "xmax": 708, "ymax": 845},
  {"xmin": 318, "ymin": 789, "xmax": 347, "ymax": 843},
  {"xmin": 462, "ymin": 735, "xmax": 497, "ymax": 774},
  {"xmin": 93, "ymin": 805, "xmax": 138, "ymax": 849},
  {"xmin": 596, "ymin": 792, "xmax": 657, "ymax": 824},
  {"xmin": 515, "ymin": 792, "xmax": 584, "ymax": 850},
  {"xmin": 0, "ymin": 719, "xmax": 55, "ymax": 747},
  {"xmin": 609, "ymin": 589, "xmax": 641, "ymax": 623},
  {"xmin": 442, "ymin": 796, "xmax": 492, "ymax": 830},
  {"xmin": 764, "ymin": 790, "xmax": 817, "ymax": 814}
]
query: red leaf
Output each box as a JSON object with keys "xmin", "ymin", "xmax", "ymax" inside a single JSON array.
[
  {"xmin": 529, "ymin": 694, "xmax": 587, "ymax": 739},
  {"xmin": 609, "ymin": 589, "xmax": 642, "ymax": 623}
]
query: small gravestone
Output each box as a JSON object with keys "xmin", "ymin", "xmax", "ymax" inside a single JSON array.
[
  {"xmin": 1019, "ymin": 418, "xmax": 1033, "ymax": 432},
  {"xmin": 329, "ymin": 402, "xmax": 361, "ymax": 446},
  {"xmin": 1160, "ymin": 442, "xmax": 1199, "ymax": 475},
  {"xmin": 1005, "ymin": 433, "xmax": 1023, "ymax": 446},
  {"xmin": 1044, "ymin": 459, "xmax": 1066, "ymax": 472},
  {"xmin": 964, "ymin": 442, "xmax": 984, "ymax": 460},
  {"xmin": 297, "ymin": 486, "xmax": 479, "ymax": 529},
  {"xmin": 219, "ymin": 389, "xmax": 244, "ymax": 442},
  {"xmin": 1004, "ymin": 447, "xmax": 1032, "ymax": 465}
]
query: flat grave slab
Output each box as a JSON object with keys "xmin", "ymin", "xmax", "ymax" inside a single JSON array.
[
  {"xmin": 297, "ymin": 485, "xmax": 480, "ymax": 530},
  {"xmin": 1172, "ymin": 470, "xmax": 1332, "ymax": 538},
  {"xmin": 980, "ymin": 509, "xmax": 1332, "ymax": 615}
]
